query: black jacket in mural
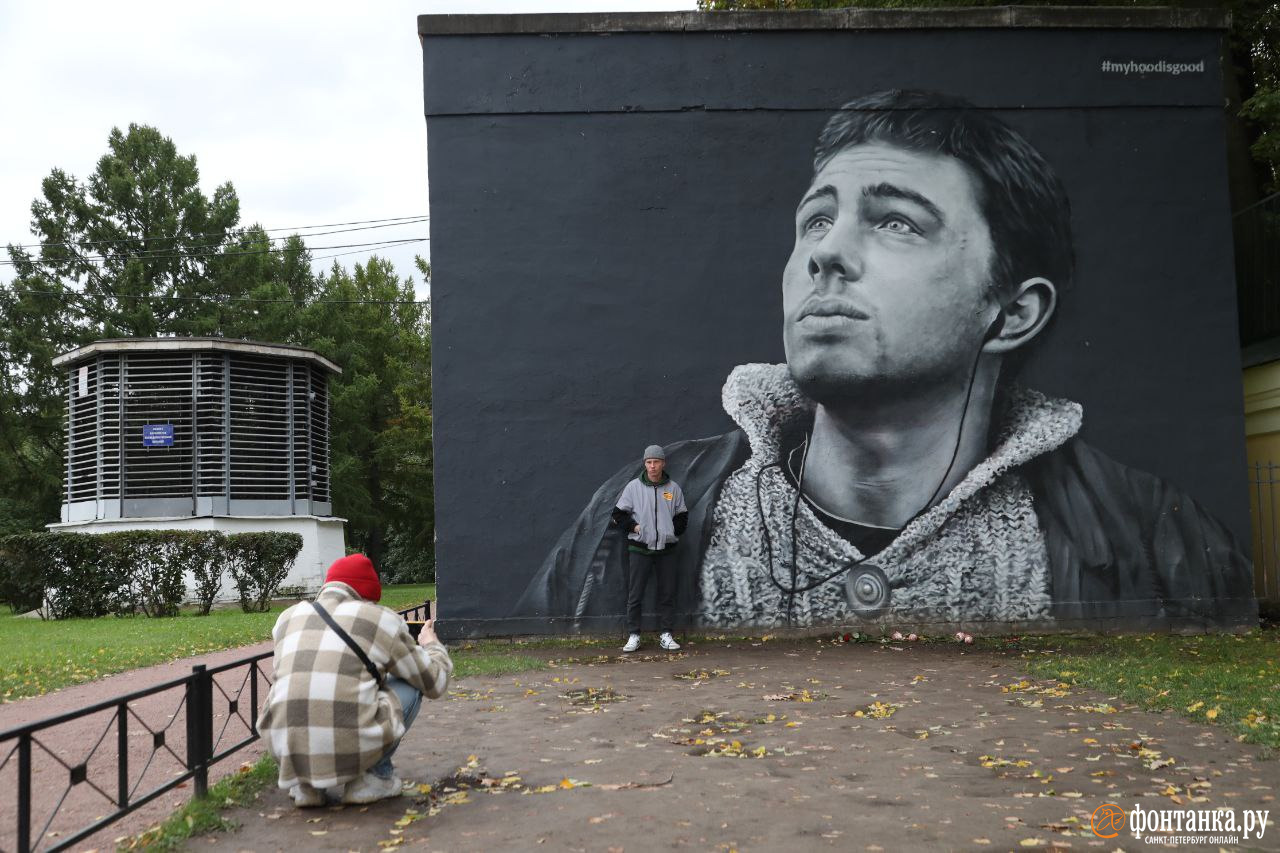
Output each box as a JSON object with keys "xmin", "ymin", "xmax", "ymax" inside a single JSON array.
[{"xmin": 514, "ymin": 367, "xmax": 1255, "ymax": 631}]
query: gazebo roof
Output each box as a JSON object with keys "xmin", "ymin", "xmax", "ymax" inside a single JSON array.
[{"xmin": 52, "ymin": 337, "xmax": 342, "ymax": 375}]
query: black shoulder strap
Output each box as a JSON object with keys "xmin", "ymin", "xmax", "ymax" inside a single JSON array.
[{"xmin": 310, "ymin": 601, "xmax": 385, "ymax": 688}]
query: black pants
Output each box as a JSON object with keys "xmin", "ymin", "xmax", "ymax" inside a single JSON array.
[{"xmin": 626, "ymin": 549, "xmax": 676, "ymax": 634}]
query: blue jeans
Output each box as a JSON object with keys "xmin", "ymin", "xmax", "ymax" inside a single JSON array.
[{"xmin": 370, "ymin": 676, "xmax": 422, "ymax": 779}]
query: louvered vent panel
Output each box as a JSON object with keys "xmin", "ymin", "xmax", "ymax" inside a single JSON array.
[
  {"xmin": 196, "ymin": 353, "xmax": 227, "ymax": 495},
  {"xmin": 98, "ymin": 355, "xmax": 122, "ymax": 499},
  {"xmin": 291, "ymin": 363, "xmax": 310, "ymax": 500},
  {"xmin": 62, "ymin": 343, "xmax": 334, "ymax": 517},
  {"xmin": 122, "ymin": 354, "xmax": 194, "ymax": 498},
  {"xmin": 309, "ymin": 366, "xmax": 331, "ymax": 502},
  {"xmin": 67, "ymin": 361, "xmax": 98, "ymax": 501},
  {"xmin": 229, "ymin": 355, "xmax": 290, "ymax": 499}
]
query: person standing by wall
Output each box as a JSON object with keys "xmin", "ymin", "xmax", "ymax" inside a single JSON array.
[{"xmin": 613, "ymin": 444, "xmax": 688, "ymax": 651}]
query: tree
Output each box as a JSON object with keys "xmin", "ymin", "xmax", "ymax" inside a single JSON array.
[
  {"xmin": 303, "ymin": 257, "xmax": 433, "ymax": 576},
  {"xmin": 0, "ymin": 125, "xmax": 324, "ymax": 535},
  {"xmin": 7, "ymin": 123, "xmax": 241, "ymax": 336},
  {"xmin": 185, "ymin": 227, "xmax": 316, "ymax": 344},
  {"xmin": 1, "ymin": 125, "xmax": 241, "ymax": 533},
  {"xmin": 0, "ymin": 125, "xmax": 437, "ymax": 579}
]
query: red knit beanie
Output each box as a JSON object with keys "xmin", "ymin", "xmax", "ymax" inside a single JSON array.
[{"xmin": 325, "ymin": 553, "xmax": 382, "ymax": 602}]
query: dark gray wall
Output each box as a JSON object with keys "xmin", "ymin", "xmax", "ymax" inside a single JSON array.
[{"xmin": 422, "ymin": 19, "xmax": 1248, "ymax": 634}]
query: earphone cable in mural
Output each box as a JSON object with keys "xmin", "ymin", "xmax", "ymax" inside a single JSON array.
[{"xmin": 754, "ymin": 314, "xmax": 1000, "ymax": 622}]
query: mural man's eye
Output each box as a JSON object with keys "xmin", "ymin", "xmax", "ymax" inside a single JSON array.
[
  {"xmin": 879, "ymin": 217, "xmax": 918, "ymax": 235},
  {"xmin": 805, "ymin": 215, "xmax": 833, "ymax": 235}
]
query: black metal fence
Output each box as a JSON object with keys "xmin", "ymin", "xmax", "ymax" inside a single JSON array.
[
  {"xmin": 399, "ymin": 601, "xmax": 432, "ymax": 622},
  {"xmin": 1, "ymin": 600, "xmax": 430, "ymax": 853},
  {"xmin": 1249, "ymin": 462, "xmax": 1280, "ymax": 603}
]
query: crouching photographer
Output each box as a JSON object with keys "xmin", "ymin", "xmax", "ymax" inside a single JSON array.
[{"xmin": 257, "ymin": 554, "xmax": 452, "ymax": 806}]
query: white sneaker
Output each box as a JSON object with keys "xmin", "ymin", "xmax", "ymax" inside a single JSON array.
[
  {"xmin": 341, "ymin": 772, "xmax": 402, "ymax": 804},
  {"xmin": 290, "ymin": 782, "xmax": 326, "ymax": 808},
  {"xmin": 659, "ymin": 632, "xmax": 681, "ymax": 651},
  {"xmin": 622, "ymin": 633, "xmax": 641, "ymax": 652}
]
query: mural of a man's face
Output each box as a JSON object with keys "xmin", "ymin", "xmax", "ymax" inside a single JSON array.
[{"xmin": 782, "ymin": 142, "xmax": 1000, "ymax": 402}]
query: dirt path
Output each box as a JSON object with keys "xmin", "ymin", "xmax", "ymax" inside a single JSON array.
[
  {"xmin": 0, "ymin": 641, "xmax": 273, "ymax": 852},
  {"xmin": 214, "ymin": 638, "xmax": 1280, "ymax": 852}
]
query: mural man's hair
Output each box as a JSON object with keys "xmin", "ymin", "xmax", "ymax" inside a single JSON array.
[{"xmin": 814, "ymin": 90, "xmax": 1075, "ymax": 302}]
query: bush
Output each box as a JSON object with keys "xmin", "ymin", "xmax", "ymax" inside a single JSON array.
[
  {"xmin": 41, "ymin": 533, "xmax": 128, "ymax": 619},
  {"xmin": 0, "ymin": 534, "xmax": 50, "ymax": 613},
  {"xmin": 225, "ymin": 532, "xmax": 303, "ymax": 612},
  {"xmin": 112, "ymin": 531, "xmax": 187, "ymax": 618},
  {"xmin": 0, "ymin": 529, "xmax": 295, "ymax": 619},
  {"xmin": 166, "ymin": 531, "xmax": 226, "ymax": 615}
]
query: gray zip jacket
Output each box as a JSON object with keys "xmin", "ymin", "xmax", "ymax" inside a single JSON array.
[{"xmin": 616, "ymin": 474, "xmax": 688, "ymax": 551}]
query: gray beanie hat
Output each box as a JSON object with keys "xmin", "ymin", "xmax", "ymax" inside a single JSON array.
[{"xmin": 643, "ymin": 444, "xmax": 666, "ymax": 461}]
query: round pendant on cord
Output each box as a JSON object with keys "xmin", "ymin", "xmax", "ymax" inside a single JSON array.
[{"xmin": 844, "ymin": 565, "xmax": 890, "ymax": 617}]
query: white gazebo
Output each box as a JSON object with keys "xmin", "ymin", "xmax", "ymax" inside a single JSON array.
[{"xmin": 48, "ymin": 337, "xmax": 346, "ymax": 593}]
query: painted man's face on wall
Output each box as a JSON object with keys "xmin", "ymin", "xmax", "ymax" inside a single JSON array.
[{"xmin": 782, "ymin": 142, "xmax": 999, "ymax": 402}]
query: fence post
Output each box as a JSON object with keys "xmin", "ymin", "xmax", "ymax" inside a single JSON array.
[
  {"xmin": 250, "ymin": 661, "xmax": 260, "ymax": 735},
  {"xmin": 118, "ymin": 702, "xmax": 129, "ymax": 810},
  {"xmin": 18, "ymin": 733, "xmax": 31, "ymax": 853},
  {"xmin": 186, "ymin": 664, "xmax": 213, "ymax": 798}
]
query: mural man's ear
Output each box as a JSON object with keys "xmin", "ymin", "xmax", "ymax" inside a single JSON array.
[{"xmin": 983, "ymin": 277, "xmax": 1057, "ymax": 353}]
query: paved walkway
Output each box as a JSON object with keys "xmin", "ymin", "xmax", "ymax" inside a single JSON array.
[
  {"xmin": 0, "ymin": 641, "xmax": 273, "ymax": 852},
  {"xmin": 212, "ymin": 638, "xmax": 1280, "ymax": 852}
]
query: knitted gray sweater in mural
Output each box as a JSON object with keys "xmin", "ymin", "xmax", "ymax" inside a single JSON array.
[
  {"xmin": 700, "ymin": 364, "xmax": 1078, "ymax": 627},
  {"xmin": 515, "ymin": 363, "xmax": 1255, "ymax": 631}
]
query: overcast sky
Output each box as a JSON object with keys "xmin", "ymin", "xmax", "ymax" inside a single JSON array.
[{"xmin": 0, "ymin": 1, "xmax": 694, "ymax": 300}]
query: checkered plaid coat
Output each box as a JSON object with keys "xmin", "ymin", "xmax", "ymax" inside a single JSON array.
[{"xmin": 257, "ymin": 582, "xmax": 452, "ymax": 789}]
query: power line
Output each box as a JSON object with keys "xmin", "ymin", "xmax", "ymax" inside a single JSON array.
[
  {"xmin": 0, "ymin": 285, "xmax": 429, "ymax": 306},
  {"xmin": 311, "ymin": 243, "xmax": 432, "ymax": 267},
  {"xmin": 6, "ymin": 229, "xmax": 422, "ymax": 265},
  {"xmin": 4, "ymin": 214, "xmax": 430, "ymax": 252},
  {"xmin": 0, "ymin": 237, "xmax": 428, "ymax": 267}
]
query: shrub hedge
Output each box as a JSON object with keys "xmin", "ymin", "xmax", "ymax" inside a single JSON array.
[
  {"xmin": 0, "ymin": 530, "xmax": 303, "ymax": 618},
  {"xmin": 225, "ymin": 532, "xmax": 303, "ymax": 613}
]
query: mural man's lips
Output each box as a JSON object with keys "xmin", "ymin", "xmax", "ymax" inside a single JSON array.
[
  {"xmin": 795, "ymin": 301, "xmax": 871, "ymax": 335},
  {"xmin": 797, "ymin": 300, "xmax": 871, "ymax": 321},
  {"xmin": 794, "ymin": 314, "xmax": 870, "ymax": 338}
]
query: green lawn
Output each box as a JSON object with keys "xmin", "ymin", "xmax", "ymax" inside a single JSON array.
[
  {"xmin": 377, "ymin": 583, "xmax": 436, "ymax": 613},
  {"xmin": 1009, "ymin": 629, "xmax": 1280, "ymax": 749},
  {"xmin": 0, "ymin": 583, "xmax": 435, "ymax": 702},
  {"xmin": 122, "ymin": 755, "xmax": 280, "ymax": 852}
]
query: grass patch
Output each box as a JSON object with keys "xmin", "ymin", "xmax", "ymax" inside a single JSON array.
[
  {"xmin": 121, "ymin": 755, "xmax": 278, "ymax": 851},
  {"xmin": 0, "ymin": 608, "xmax": 284, "ymax": 702},
  {"xmin": 1008, "ymin": 628, "xmax": 1280, "ymax": 749},
  {"xmin": 0, "ymin": 584, "xmax": 435, "ymax": 701},
  {"xmin": 451, "ymin": 639, "xmax": 550, "ymax": 678},
  {"xmin": 379, "ymin": 583, "xmax": 435, "ymax": 612}
]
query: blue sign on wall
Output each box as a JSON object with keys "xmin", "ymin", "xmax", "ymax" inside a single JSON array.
[{"xmin": 142, "ymin": 424, "xmax": 174, "ymax": 447}]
